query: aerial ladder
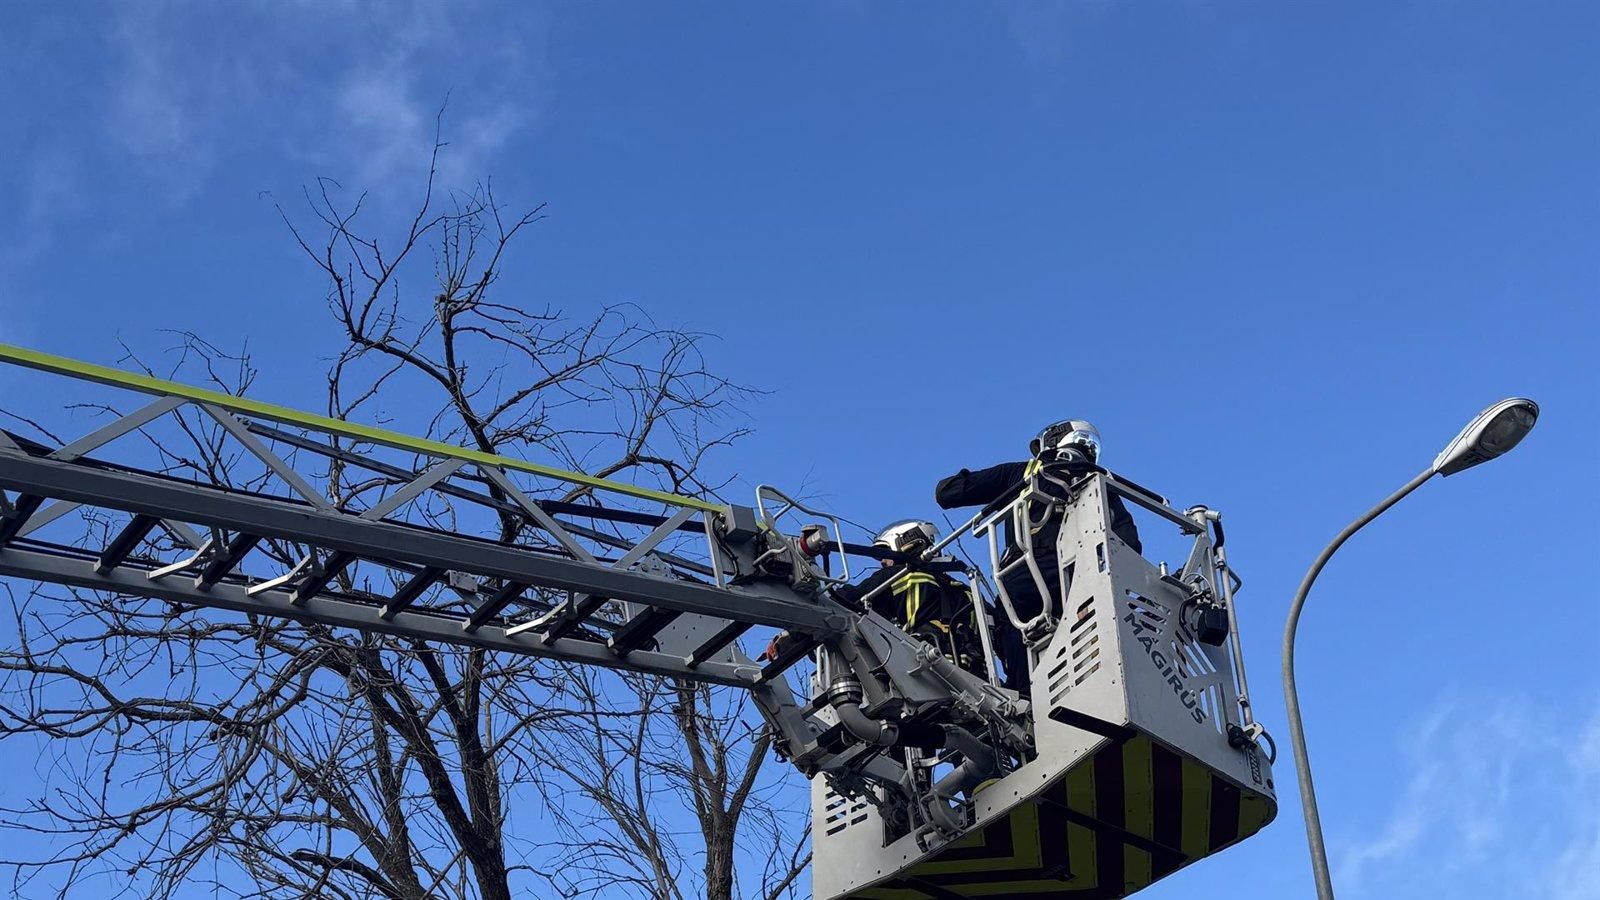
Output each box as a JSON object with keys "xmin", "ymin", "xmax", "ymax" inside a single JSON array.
[{"xmin": 0, "ymin": 343, "xmax": 1276, "ymax": 899}]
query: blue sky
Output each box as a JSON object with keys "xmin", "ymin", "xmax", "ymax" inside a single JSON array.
[{"xmin": 1, "ymin": 2, "xmax": 1596, "ymax": 898}]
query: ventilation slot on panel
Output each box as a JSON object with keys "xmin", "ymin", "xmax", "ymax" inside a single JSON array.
[
  {"xmin": 1125, "ymin": 590, "xmax": 1171, "ymax": 631},
  {"xmin": 821, "ymin": 784, "xmax": 870, "ymax": 837},
  {"xmin": 1047, "ymin": 596, "xmax": 1100, "ymax": 707}
]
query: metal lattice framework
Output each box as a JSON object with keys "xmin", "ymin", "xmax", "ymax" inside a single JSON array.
[{"xmin": 0, "ymin": 343, "xmax": 843, "ymax": 688}]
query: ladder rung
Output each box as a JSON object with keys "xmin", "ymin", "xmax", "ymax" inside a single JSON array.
[
  {"xmin": 686, "ymin": 620, "xmax": 752, "ymax": 668},
  {"xmin": 195, "ymin": 532, "xmax": 261, "ymax": 590},
  {"xmin": 291, "ymin": 551, "xmax": 354, "ymax": 606},
  {"xmin": 540, "ymin": 595, "xmax": 606, "ymax": 642},
  {"xmin": 757, "ymin": 633, "xmax": 818, "ymax": 683},
  {"xmin": 0, "ymin": 494, "xmax": 45, "ymax": 545},
  {"xmin": 381, "ymin": 565, "xmax": 444, "ymax": 621},
  {"xmin": 465, "ymin": 580, "xmax": 529, "ymax": 633},
  {"xmin": 608, "ymin": 606, "xmax": 682, "ymax": 656},
  {"xmin": 96, "ymin": 513, "xmax": 161, "ymax": 574}
]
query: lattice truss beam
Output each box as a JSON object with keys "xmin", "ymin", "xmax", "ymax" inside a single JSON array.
[{"xmin": 0, "ymin": 345, "xmax": 843, "ymax": 688}]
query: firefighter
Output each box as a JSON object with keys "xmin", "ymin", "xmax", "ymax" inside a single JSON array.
[
  {"xmin": 833, "ymin": 520, "xmax": 988, "ymax": 678},
  {"xmin": 760, "ymin": 520, "xmax": 992, "ymax": 762},
  {"xmin": 763, "ymin": 520, "xmax": 988, "ymax": 679},
  {"xmin": 933, "ymin": 419, "xmax": 1141, "ymax": 694}
]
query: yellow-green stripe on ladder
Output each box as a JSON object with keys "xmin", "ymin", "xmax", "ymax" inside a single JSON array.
[{"xmin": 0, "ymin": 343, "xmax": 720, "ymax": 513}]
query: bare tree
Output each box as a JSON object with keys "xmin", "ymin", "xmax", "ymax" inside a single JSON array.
[
  {"xmin": 525, "ymin": 671, "xmax": 809, "ymax": 900},
  {"xmin": 0, "ymin": 139, "xmax": 809, "ymax": 900}
]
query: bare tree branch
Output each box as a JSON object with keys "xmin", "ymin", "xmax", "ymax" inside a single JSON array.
[{"xmin": 0, "ymin": 130, "xmax": 798, "ymax": 900}]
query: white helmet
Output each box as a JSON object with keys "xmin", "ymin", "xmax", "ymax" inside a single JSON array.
[
  {"xmin": 873, "ymin": 519, "xmax": 937, "ymax": 556},
  {"xmin": 1030, "ymin": 419, "xmax": 1102, "ymax": 463}
]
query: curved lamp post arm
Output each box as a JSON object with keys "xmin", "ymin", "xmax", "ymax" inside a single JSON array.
[
  {"xmin": 1280, "ymin": 466, "xmax": 1436, "ymax": 900},
  {"xmin": 1281, "ymin": 396, "xmax": 1537, "ymax": 900}
]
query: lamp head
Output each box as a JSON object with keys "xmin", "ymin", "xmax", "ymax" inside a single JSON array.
[{"xmin": 1432, "ymin": 398, "xmax": 1539, "ymax": 477}]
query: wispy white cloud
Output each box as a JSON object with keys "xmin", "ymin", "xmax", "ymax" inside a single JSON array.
[
  {"xmin": 7, "ymin": 148, "xmax": 85, "ymax": 266},
  {"xmin": 98, "ymin": 0, "xmax": 544, "ymax": 203},
  {"xmin": 0, "ymin": 145, "xmax": 88, "ymax": 325},
  {"xmin": 1336, "ymin": 693, "xmax": 1600, "ymax": 900},
  {"xmin": 1549, "ymin": 712, "xmax": 1600, "ymax": 900},
  {"xmin": 0, "ymin": 1, "xmax": 545, "ymax": 310},
  {"xmin": 106, "ymin": 7, "xmax": 198, "ymax": 162}
]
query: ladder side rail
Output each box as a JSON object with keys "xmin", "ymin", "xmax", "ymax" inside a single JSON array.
[
  {"xmin": 0, "ymin": 342, "xmax": 722, "ymax": 513},
  {"xmin": 4, "ymin": 346, "xmax": 744, "ymax": 626},
  {"xmin": 0, "ymin": 450, "xmax": 837, "ymax": 634},
  {"xmin": 2, "ymin": 381, "xmax": 726, "ymax": 602},
  {"xmin": 6, "ymin": 391, "xmax": 748, "ymax": 639},
  {"xmin": 2, "ymin": 391, "xmax": 803, "ymax": 676},
  {"xmin": 0, "ymin": 542, "xmax": 755, "ymax": 686}
]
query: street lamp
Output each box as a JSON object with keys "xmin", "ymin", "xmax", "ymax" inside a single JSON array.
[{"xmin": 1281, "ymin": 398, "xmax": 1539, "ymax": 900}]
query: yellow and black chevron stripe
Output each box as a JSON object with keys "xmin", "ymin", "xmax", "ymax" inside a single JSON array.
[{"xmin": 846, "ymin": 733, "xmax": 1276, "ymax": 899}]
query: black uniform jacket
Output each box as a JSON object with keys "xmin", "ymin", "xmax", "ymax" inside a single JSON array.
[
  {"xmin": 833, "ymin": 564, "xmax": 967, "ymax": 631},
  {"xmin": 933, "ymin": 460, "xmax": 1143, "ymax": 555}
]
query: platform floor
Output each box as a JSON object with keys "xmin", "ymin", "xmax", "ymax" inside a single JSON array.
[{"xmin": 845, "ymin": 733, "xmax": 1276, "ymax": 899}]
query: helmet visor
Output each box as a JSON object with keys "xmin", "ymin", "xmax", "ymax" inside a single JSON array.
[
  {"xmin": 1059, "ymin": 427, "xmax": 1101, "ymax": 461},
  {"xmin": 873, "ymin": 520, "xmax": 936, "ymax": 554},
  {"xmin": 1035, "ymin": 420, "xmax": 1101, "ymax": 461}
]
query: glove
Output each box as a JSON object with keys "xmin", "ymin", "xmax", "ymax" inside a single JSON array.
[{"xmin": 762, "ymin": 631, "xmax": 790, "ymax": 662}]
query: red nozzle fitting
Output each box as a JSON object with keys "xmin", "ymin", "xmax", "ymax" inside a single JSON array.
[{"xmin": 798, "ymin": 524, "xmax": 829, "ymax": 558}]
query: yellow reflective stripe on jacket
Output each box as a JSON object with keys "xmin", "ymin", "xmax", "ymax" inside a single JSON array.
[
  {"xmin": 891, "ymin": 571, "xmax": 940, "ymax": 630},
  {"xmin": 1022, "ymin": 458, "xmax": 1049, "ymax": 534}
]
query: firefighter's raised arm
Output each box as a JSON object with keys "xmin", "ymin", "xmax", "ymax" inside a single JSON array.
[{"xmin": 934, "ymin": 460, "xmax": 1028, "ymax": 510}]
